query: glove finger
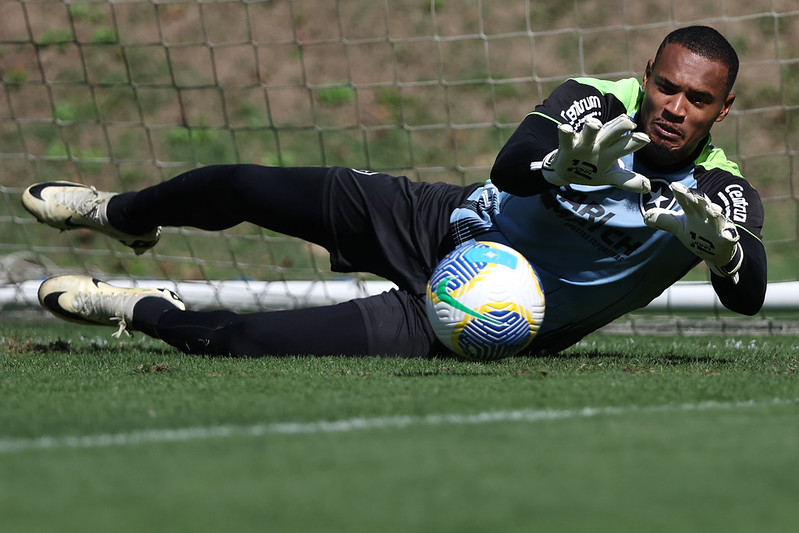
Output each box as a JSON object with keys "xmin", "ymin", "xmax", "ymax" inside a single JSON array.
[
  {"xmin": 596, "ymin": 114, "xmax": 636, "ymax": 146},
  {"xmin": 706, "ymin": 202, "xmax": 722, "ymax": 218},
  {"xmin": 576, "ymin": 117, "xmax": 602, "ymax": 148},
  {"xmin": 704, "ymin": 201, "xmax": 730, "ymax": 234},
  {"xmin": 601, "ymin": 132, "xmax": 651, "ymax": 161},
  {"xmin": 557, "ymin": 123, "xmax": 576, "ymax": 152},
  {"xmin": 625, "ymin": 131, "xmax": 651, "ymax": 153},
  {"xmin": 643, "ymin": 207, "xmax": 684, "ymax": 234},
  {"xmin": 605, "ymin": 170, "xmax": 651, "ymax": 194},
  {"xmin": 670, "ymin": 182, "xmax": 705, "ymax": 217}
]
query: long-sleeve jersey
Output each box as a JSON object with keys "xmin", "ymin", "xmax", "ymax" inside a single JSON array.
[{"xmin": 450, "ymin": 77, "xmax": 767, "ymax": 355}]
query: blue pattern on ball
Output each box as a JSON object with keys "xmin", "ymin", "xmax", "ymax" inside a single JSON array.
[{"xmin": 458, "ymin": 310, "xmax": 531, "ymax": 359}]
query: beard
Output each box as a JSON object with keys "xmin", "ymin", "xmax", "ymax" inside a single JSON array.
[{"xmin": 637, "ymin": 138, "xmax": 692, "ymax": 169}]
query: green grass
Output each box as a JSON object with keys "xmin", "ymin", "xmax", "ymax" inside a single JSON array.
[{"xmin": 2, "ymin": 319, "xmax": 798, "ymax": 532}]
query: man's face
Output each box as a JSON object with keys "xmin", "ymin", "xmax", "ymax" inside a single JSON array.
[{"xmin": 638, "ymin": 43, "xmax": 735, "ymax": 168}]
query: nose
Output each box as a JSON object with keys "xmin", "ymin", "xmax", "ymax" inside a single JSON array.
[{"xmin": 663, "ymin": 93, "xmax": 687, "ymax": 121}]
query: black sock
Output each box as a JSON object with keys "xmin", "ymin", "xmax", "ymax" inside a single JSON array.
[
  {"xmin": 106, "ymin": 192, "xmax": 156, "ymax": 236},
  {"xmin": 130, "ymin": 296, "xmax": 182, "ymax": 337}
]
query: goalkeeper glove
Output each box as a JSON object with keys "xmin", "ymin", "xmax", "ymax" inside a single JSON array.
[
  {"xmin": 540, "ymin": 114, "xmax": 652, "ymax": 194},
  {"xmin": 644, "ymin": 182, "xmax": 743, "ymax": 283}
]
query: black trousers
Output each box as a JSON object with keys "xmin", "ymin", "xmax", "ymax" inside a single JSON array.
[{"xmin": 111, "ymin": 165, "xmax": 478, "ymax": 357}]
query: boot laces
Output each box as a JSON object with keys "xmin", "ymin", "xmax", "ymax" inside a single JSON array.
[
  {"xmin": 56, "ymin": 186, "xmax": 107, "ymax": 224},
  {"xmin": 73, "ymin": 291, "xmax": 134, "ymax": 338}
]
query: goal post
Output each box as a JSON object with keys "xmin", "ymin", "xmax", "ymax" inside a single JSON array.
[{"xmin": 1, "ymin": 0, "xmax": 798, "ymax": 327}]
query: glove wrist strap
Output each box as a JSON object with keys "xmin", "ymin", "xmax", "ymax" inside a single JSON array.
[
  {"xmin": 706, "ymin": 242, "xmax": 743, "ymax": 283},
  {"xmin": 540, "ymin": 149, "xmax": 560, "ymax": 185}
]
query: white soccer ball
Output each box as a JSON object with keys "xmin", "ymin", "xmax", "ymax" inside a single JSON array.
[{"xmin": 425, "ymin": 240, "xmax": 545, "ymax": 361}]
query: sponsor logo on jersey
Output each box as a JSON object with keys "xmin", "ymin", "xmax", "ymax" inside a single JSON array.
[
  {"xmin": 559, "ymin": 95, "xmax": 602, "ymax": 127},
  {"xmin": 715, "ymin": 184, "xmax": 749, "ymax": 223},
  {"xmin": 542, "ymin": 188, "xmax": 644, "ymax": 261}
]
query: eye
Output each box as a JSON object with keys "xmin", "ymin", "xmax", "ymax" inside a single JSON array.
[
  {"xmin": 688, "ymin": 93, "xmax": 712, "ymax": 106},
  {"xmin": 657, "ymin": 81, "xmax": 677, "ymax": 94}
]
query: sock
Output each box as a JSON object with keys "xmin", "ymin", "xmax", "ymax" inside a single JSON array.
[
  {"xmin": 130, "ymin": 296, "xmax": 182, "ymax": 337},
  {"xmin": 106, "ymin": 192, "xmax": 157, "ymax": 236}
]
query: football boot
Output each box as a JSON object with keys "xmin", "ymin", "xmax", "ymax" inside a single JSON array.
[
  {"xmin": 22, "ymin": 181, "xmax": 160, "ymax": 255},
  {"xmin": 38, "ymin": 275, "xmax": 184, "ymax": 337}
]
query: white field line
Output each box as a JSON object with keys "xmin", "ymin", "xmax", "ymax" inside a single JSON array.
[{"xmin": 1, "ymin": 397, "xmax": 797, "ymax": 455}]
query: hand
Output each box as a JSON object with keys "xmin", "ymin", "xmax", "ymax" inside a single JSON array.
[
  {"xmin": 541, "ymin": 115, "xmax": 651, "ymax": 193},
  {"xmin": 644, "ymin": 182, "xmax": 743, "ymax": 282}
]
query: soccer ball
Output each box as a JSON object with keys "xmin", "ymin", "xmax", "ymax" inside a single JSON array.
[{"xmin": 425, "ymin": 240, "xmax": 545, "ymax": 361}]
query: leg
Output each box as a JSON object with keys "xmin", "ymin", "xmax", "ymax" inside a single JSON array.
[
  {"xmin": 109, "ymin": 165, "xmax": 333, "ymax": 248},
  {"xmin": 111, "ymin": 165, "xmax": 478, "ymax": 293},
  {"xmin": 21, "ymin": 165, "xmax": 333, "ymax": 255},
  {"xmin": 24, "ymin": 165, "xmax": 476, "ymax": 280},
  {"xmin": 131, "ymin": 289, "xmax": 447, "ymax": 358}
]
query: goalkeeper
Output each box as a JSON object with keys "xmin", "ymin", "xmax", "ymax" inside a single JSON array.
[{"xmin": 23, "ymin": 26, "xmax": 766, "ymax": 358}]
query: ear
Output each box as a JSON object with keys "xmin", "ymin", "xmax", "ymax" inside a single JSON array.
[
  {"xmin": 642, "ymin": 59, "xmax": 654, "ymax": 85},
  {"xmin": 716, "ymin": 92, "xmax": 735, "ymax": 123}
]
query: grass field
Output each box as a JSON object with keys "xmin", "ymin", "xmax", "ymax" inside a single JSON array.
[{"xmin": 1, "ymin": 319, "xmax": 798, "ymax": 532}]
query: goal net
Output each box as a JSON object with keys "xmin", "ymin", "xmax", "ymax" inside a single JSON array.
[{"xmin": 1, "ymin": 0, "xmax": 798, "ymax": 331}]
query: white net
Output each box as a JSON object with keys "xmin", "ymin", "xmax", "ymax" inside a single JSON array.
[{"xmin": 1, "ymin": 0, "xmax": 798, "ymax": 324}]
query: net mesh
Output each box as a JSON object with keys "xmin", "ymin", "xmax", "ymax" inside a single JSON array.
[{"xmin": 1, "ymin": 0, "xmax": 797, "ymax": 329}]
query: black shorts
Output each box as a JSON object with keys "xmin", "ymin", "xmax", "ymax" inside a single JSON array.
[
  {"xmin": 323, "ymin": 167, "xmax": 479, "ymax": 294},
  {"xmin": 321, "ymin": 167, "xmax": 480, "ymax": 356}
]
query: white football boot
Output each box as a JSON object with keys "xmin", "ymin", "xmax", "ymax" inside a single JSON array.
[
  {"xmin": 38, "ymin": 275, "xmax": 185, "ymax": 338},
  {"xmin": 22, "ymin": 181, "xmax": 161, "ymax": 255}
]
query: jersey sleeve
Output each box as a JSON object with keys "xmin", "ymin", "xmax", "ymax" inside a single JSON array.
[
  {"xmin": 696, "ymin": 168, "xmax": 767, "ymax": 315},
  {"xmin": 490, "ymin": 79, "xmax": 633, "ymax": 196},
  {"xmin": 489, "ymin": 112, "xmax": 558, "ymax": 196}
]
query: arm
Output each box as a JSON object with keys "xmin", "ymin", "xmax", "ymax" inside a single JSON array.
[
  {"xmin": 711, "ymin": 228, "xmax": 766, "ymax": 315},
  {"xmin": 700, "ymin": 172, "xmax": 766, "ymax": 315},
  {"xmin": 644, "ymin": 174, "xmax": 767, "ymax": 315},
  {"xmin": 490, "ymin": 112, "xmax": 559, "ymax": 196},
  {"xmin": 491, "ymin": 79, "xmax": 649, "ymax": 196}
]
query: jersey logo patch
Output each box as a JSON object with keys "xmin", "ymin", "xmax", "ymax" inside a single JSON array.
[{"xmin": 639, "ymin": 178, "xmax": 678, "ymax": 217}]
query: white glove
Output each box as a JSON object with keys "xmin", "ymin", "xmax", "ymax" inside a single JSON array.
[
  {"xmin": 644, "ymin": 182, "xmax": 743, "ymax": 282},
  {"xmin": 541, "ymin": 115, "xmax": 651, "ymax": 194}
]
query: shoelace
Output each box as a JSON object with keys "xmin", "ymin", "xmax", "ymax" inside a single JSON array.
[
  {"xmin": 55, "ymin": 186, "xmax": 104, "ymax": 224},
  {"xmin": 110, "ymin": 317, "xmax": 132, "ymax": 338},
  {"xmin": 73, "ymin": 292, "xmax": 134, "ymax": 338}
]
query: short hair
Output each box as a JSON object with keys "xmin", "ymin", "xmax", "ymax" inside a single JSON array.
[{"xmin": 655, "ymin": 26, "xmax": 739, "ymax": 94}]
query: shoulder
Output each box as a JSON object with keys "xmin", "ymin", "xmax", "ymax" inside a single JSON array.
[
  {"xmin": 695, "ymin": 141, "xmax": 743, "ymax": 177},
  {"xmin": 569, "ymin": 77, "xmax": 643, "ymax": 110},
  {"xmin": 536, "ymin": 77, "xmax": 642, "ymax": 128}
]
